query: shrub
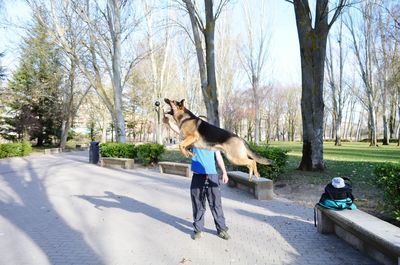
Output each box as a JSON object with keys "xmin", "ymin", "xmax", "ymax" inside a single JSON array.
[
  {"xmin": 100, "ymin": 143, "xmax": 137, "ymax": 158},
  {"xmin": 232, "ymin": 144, "xmax": 288, "ymax": 181},
  {"xmin": 21, "ymin": 142, "xmax": 33, "ymax": 156},
  {"xmin": 375, "ymin": 163, "xmax": 400, "ymax": 221},
  {"xmin": 0, "ymin": 142, "xmax": 32, "ymax": 158},
  {"xmin": 136, "ymin": 143, "xmax": 165, "ymax": 165}
]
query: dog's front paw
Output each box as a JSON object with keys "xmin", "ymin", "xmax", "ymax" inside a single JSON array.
[{"xmin": 181, "ymin": 150, "xmax": 190, "ymax": 158}]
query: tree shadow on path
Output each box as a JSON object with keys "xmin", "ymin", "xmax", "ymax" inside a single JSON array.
[
  {"xmin": 235, "ymin": 208, "xmax": 378, "ymax": 265},
  {"xmin": 0, "ymin": 155, "xmax": 103, "ymax": 265},
  {"xmin": 76, "ymin": 191, "xmax": 201, "ymax": 236}
]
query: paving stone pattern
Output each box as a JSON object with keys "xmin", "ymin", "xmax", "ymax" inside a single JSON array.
[{"xmin": 0, "ymin": 152, "xmax": 378, "ymax": 265}]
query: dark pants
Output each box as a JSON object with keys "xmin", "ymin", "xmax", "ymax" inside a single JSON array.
[{"xmin": 190, "ymin": 173, "xmax": 228, "ymax": 233}]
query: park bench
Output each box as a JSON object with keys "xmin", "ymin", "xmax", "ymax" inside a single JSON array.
[
  {"xmin": 315, "ymin": 205, "xmax": 400, "ymax": 265},
  {"xmin": 100, "ymin": 157, "xmax": 135, "ymax": 169},
  {"xmin": 159, "ymin": 161, "xmax": 192, "ymax": 178},
  {"xmin": 75, "ymin": 144, "xmax": 88, "ymax": 151},
  {"xmin": 44, "ymin": 148, "xmax": 62, "ymax": 155},
  {"xmin": 227, "ymin": 171, "xmax": 273, "ymax": 200}
]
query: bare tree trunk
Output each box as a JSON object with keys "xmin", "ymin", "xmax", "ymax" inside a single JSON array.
[
  {"xmin": 182, "ymin": 0, "xmax": 230, "ymax": 126},
  {"xmin": 336, "ymin": 21, "xmax": 344, "ymax": 146},
  {"xmin": 291, "ymin": 0, "xmax": 348, "ymax": 171},
  {"xmin": 376, "ymin": 11, "xmax": 390, "ymax": 145},
  {"xmin": 253, "ymin": 77, "xmax": 260, "ymax": 144},
  {"xmin": 108, "ymin": 0, "xmax": 126, "ymax": 143},
  {"xmin": 143, "ymin": 0, "xmax": 171, "ymax": 144},
  {"xmin": 389, "ymin": 100, "xmax": 396, "ymax": 139},
  {"xmin": 346, "ymin": 3, "xmax": 378, "ymax": 146},
  {"xmin": 204, "ymin": 0, "xmax": 220, "ymax": 126},
  {"xmin": 398, "ymin": 86, "xmax": 400, "ymax": 146},
  {"xmin": 295, "ymin": 4, "xmax": 327, "ymax": 170},
  {"xmin": 239, "ymin": 1, "xmax": 270, "ymax": 145},
  {"xmin": 356, "ymin": 114, "xmax": 362, "ymax": 141},
  {"xmin": 60, "ymin": 58, "xmax": 76, "ymax": 149},
  {"xmin": 326, "ymin": 31, "xmax": 345, "ymax": 146},
  {"xmin": 347, "ymin": 100, "xmax": 355, "ymax": 140}
]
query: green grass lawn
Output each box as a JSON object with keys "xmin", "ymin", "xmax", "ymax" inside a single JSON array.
[
  {"xmin": 270, "ymin": 141, "xmax": 399, "ymax": 174},
  {"xmin": 163, "ymin": 142, "xmax": 400, "ymax": 185},
  {"xmin": 269, "ymin": 141, "xmax": 400, "ymax": 205}
]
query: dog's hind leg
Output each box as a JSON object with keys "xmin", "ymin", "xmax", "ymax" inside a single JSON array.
[
  {"xmin": 224, "ymin": 153, "xmax": 259, "ymax": 181},
  {"xmin": 245, "ymin": 160, "xmax": 260, "ymax": 181},
  {"xmin": 251, "ymin": 160, "xmax": 260, "ymax": 180},
  {"xmin": 223, "ymin": 142, "xmax": 260, "ymax": 181}
]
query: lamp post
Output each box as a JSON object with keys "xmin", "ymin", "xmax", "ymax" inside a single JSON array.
[{"xmin": 154, "ymin": 101, "xmax": 161, "ymax": 144}]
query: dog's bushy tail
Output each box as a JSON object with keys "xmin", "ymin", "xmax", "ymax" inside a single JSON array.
[{"xmin": 244, "ymin": 141, "xmax": 273, "ymax": 165}]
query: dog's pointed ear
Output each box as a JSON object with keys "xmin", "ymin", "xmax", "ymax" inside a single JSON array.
[
  {"xmin": 164, "ymin": 98, "xmax": 170, "ymax": 104},
  {"xmin": 179, "ymin": 99, "xmax": 185, "ymax": 106}
]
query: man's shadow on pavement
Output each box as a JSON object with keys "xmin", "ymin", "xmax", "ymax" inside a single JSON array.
[{"xmin": 76, "ymin": 191, "xmax": 213, "ymax": 237}]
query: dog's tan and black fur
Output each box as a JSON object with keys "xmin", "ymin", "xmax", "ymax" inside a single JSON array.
[{"xmin": 164, "ymin": 98, "xmax": 272, "ymax": 181}]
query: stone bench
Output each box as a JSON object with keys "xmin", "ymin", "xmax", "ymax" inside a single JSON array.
[
  {"xmin": 227, "ymin": 171, "xmax": 273, "ymax": 200},
  {"xmin": 315, "ymin": 205, "xmax": 400, "ymax": 265},
  {"xmin": 159, "ymin": 162, "xmax": 192, "ymax": 178},
  {"xmin": 75, "ymin": 144, "xmax": 88, "ymax": 151},
  {"xmin": 100, "ymin": 157, "xmax": 134, "ymax": 169},
  {"xmin": 44, "ymin": 148, "xmax": 62, "ymax": 155}
]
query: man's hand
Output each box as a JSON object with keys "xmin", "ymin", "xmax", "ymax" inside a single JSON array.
[
  {"xmin": 221, "ymin": 172, "xmax": 229, "ymax": 184},
  {"xmin": 163, "ymin": 116, "xmax": 180, "ymax": 134},
  {"xmin": 215, "ymin": 151, "xmax": 228, "ymax": 184},
  {"xmin": 162, "ymin": 116, "xmax": 169, "ymax": 124}
]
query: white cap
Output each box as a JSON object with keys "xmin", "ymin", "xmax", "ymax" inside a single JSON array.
[{"xmin": 332, "ymin": 177, "xmax": 345, "ymax": 188}]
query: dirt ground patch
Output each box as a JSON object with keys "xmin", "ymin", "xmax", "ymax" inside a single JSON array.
[{"xmin": 273, "ymin": 176, "xmax": 391, "ymax": 223}]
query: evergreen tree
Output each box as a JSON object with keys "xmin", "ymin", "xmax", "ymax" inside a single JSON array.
[{"xmin": 1, "ymin": 16, "xmax": 63, "ymax": 145}]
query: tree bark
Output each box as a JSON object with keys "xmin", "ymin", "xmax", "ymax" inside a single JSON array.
[
  {"xmin": 398, "ymin": 86, "xmax": 400, "ymax": 146},
  {"xmin": 204, "ymin": 0, "xmax": 220, "ymax": 126},
  {"xmin": 60, "ymin": 58, "xmax": 76, "ymax": 149},
  {"xmin": 183, "ymin": 0, "xmax": 223, "ymax": 126},
  {"xmin": 108, "ymin": 0, "xmax": 126, "ymax": 143},
  {"xmin": 253, "ymin": 76, "xmax": 260, "ymax": 144},
  {"xmin": 346, "ymin": 4, "xmax": 378, "ymax": 146},
  {"xmin": 294, "ymin": 1, "xmax": 329, "ymax": 170}
]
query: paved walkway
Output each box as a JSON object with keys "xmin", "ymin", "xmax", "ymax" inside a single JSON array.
[{"xmin": 0, "ymin": 151, "xmax": 377, "ymax": 265}]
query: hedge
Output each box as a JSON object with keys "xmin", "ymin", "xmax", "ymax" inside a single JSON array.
[
  {"xmin": 375, "ymin": 162, "xmax": 400, "ymax": 221},
  {"xmin": 232, "ymin": 144, "xmax": 288, "ymax": 181},
  {"xmin": 0, "ymin": 142, "xmax": 33, "ymax": 159},
  {"xmin": 99, "ymin": 143, "xmax": 165, "ymax": 165},
  {"xmin": 136, "ymin": 144, "xmax": 165, "ymax": 165},
  {"xmin": 99, "ymin": 143, "xmax": 137, "ymax": 158}
]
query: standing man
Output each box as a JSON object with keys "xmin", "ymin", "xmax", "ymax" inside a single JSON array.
[{"xmin": 162, "ymin": 115, "xmax": 230, "ymax": 240}]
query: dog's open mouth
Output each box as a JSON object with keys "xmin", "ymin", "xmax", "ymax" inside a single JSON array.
[
  {"xmin": 165, "ymin": 106, "xmax": 173, "ymax": 115},
  {"xmin": 164, "ymin": 98, "xmax": 173, "ymax": 115}
]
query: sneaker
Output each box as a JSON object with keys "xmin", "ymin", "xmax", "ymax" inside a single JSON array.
[
  {"xmin": 194, "ymin": 231, "xmax": 203, "ymax": 240},
  {"xmin": 217, "ymin": 230, "xmax": 230, "ymax": 240}
]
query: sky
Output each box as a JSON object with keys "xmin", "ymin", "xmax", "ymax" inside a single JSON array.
[
  {"xmin": 254, "ymin": 0, "xmax": 301, "ymax": 86},
  {"xmin": 0, "ymin": 0, "xmax": 302, "ymax": 87}
]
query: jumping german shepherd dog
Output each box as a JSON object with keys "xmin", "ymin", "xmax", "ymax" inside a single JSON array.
[{"xmin": 164, "ymin": 98, "xmax": 273, "ymax": 181}]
